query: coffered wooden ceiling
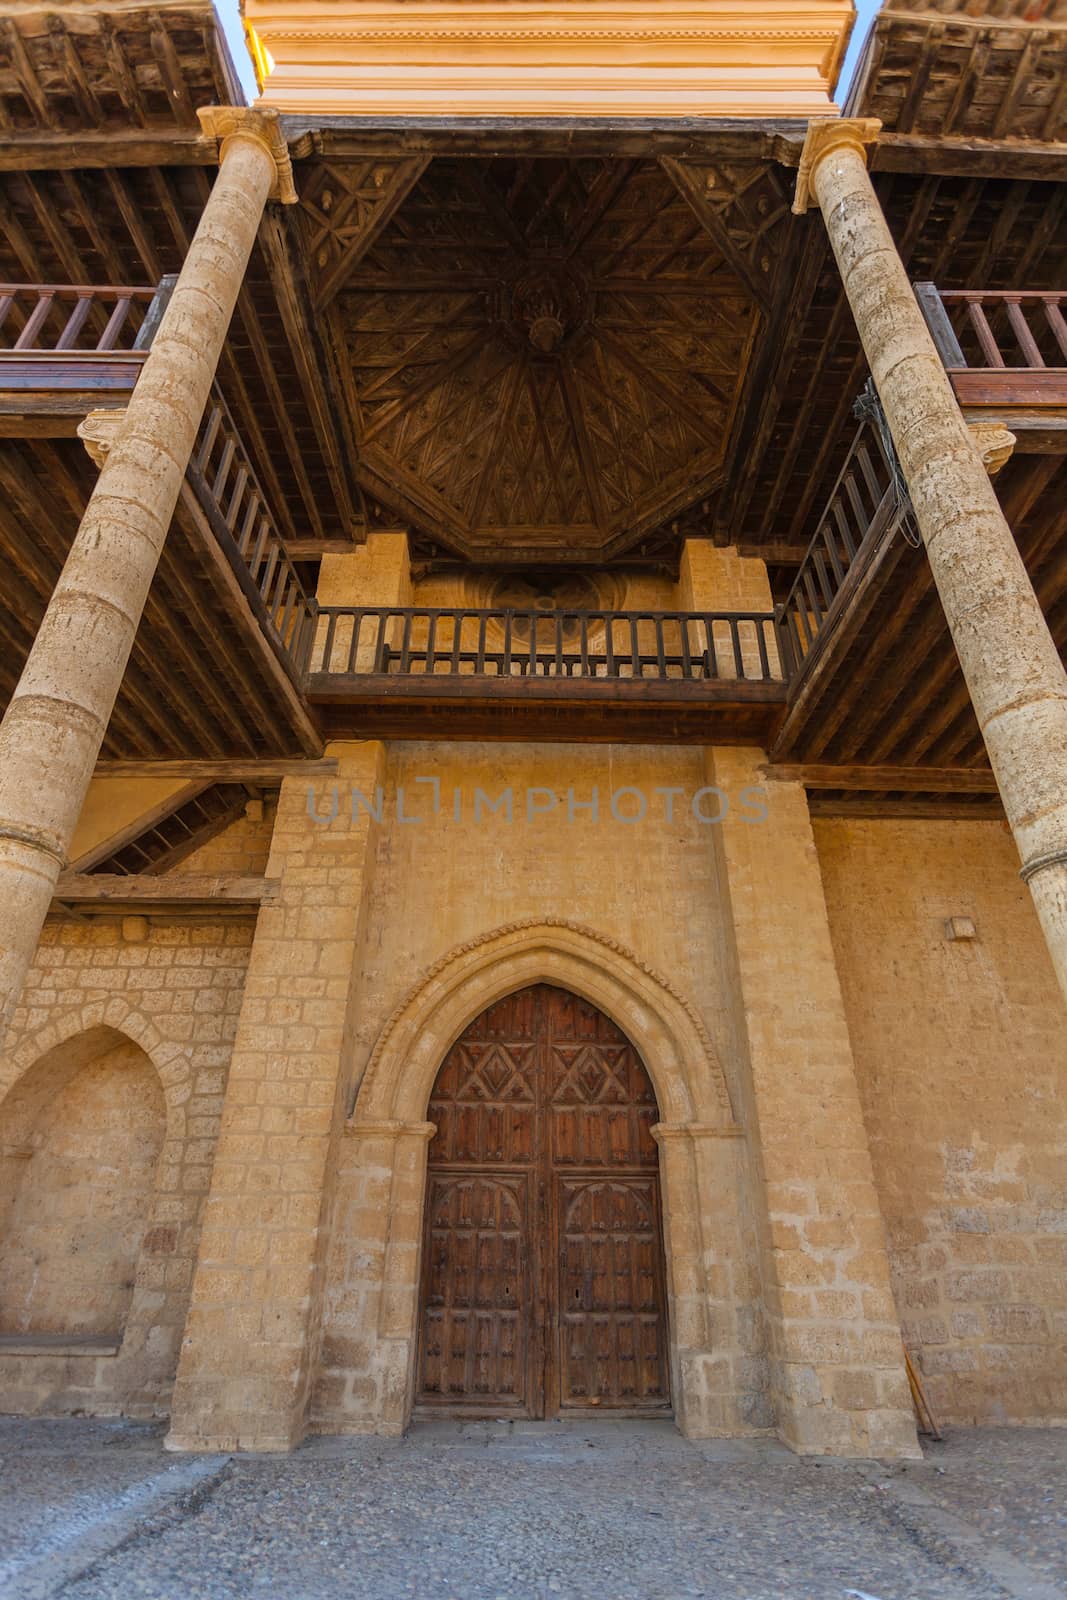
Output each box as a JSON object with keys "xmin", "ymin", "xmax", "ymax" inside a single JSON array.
[{"xmin": 303, "ymin": 155, "xmax": 791, "ymax": 564}]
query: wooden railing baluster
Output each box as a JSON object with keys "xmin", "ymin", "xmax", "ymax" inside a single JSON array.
[
  {"xmin": 182, "ymin": 381, "xmax": 317, "ymax": 692},
  {"xmin": 55, "ymin": 293, "xmax": 94, "ymax": 351},
  {"xmin": 653, "ymin": 615, "xmax": 666, "ymax": 679},
  {"xmin": 966, "ymin": 300, "xmax": 1005, "ymax": 367},
  {"xmin": 96, "ymin": 294, "xmax": 133, "ymax": 352},
  {"xmin": 225, "ymin": 466, "xmax": 248, "ymax": 530},
  {"xmin": 1006, "ymin": 299, "xmax": 1044, "ymax": 367},
  {"xmin": 1044, "ymin": 300, "xmax": 1067, "ymax": 362},
  {"xmin": 15, "ymin": 290, "xmax": 55, "ymax": 349}
]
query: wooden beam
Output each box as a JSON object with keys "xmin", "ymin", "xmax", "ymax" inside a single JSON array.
[
  {"xmin": 308, "ymin": 673, "xmax": 786, "ymax": 707},
  {"xmin": 94, "ymin": 759, "xmax": 339, "ymax": 780},
  {"xmin": 45, "ymin": 443, "xmax": 250, "ymax": 755},
  {"xmin": 175, "ymin": 482, "xmax": 324, "ymax": 756},
  {"xmin": 52, "ymin": 874, "xmax": 279, "ymax": 907},
  {"xmin": 257, "ymin": 207, "xmax": 359, "ymax": 540},
  {"xmin": 69, "ymin": 780, "xmax": 210, "ymax": 873},
  {"xmin": 142, "ymin": 794, "xmax": 248, "ymax": 875},
  {"xmin": 0, "ymin": 131, "xmax": 215, "ymax": 170},
  {"xmin": 770, "ymin": 515, "xmax": 914, "ymax": 761},
  {"xmin": 872, "ymin": 134, "xmax": 1067, "ymax": 182},
  {"xmin": 766, "ymin": 763, "xmax": 998, "ymax": 793},
  {"xmin": 808, "ymin": 796, "xmax": 1004, "ymax": 820},
  {"xmin": 658, "ymin": 157, "xmax": 773, "ymax": 311}
]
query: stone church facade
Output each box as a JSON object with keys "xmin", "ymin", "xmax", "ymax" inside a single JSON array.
[{"xmin": 0, "ymin": 0, "xmax": 1065, "ymax": 1459}]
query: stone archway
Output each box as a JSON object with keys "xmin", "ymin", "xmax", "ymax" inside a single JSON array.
[
  {"xmin": 416, "ymin": 981, "xmax": 672, "ymax": 1419},
  {"xmin": 0, "ymin": 1007, "xmax": 204, "ymax": 1419},
  {"xmin": 0, "ymin": 1026, "xmax": 166, "ymax": 1342},
  {"xmin": 314, "ymin": 921, "xmax": 760, "ymax": 1439}
]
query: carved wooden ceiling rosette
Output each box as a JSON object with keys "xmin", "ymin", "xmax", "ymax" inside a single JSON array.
[{"xmin": 309, "ymin": 156, "xmax": 778, "ymax": 563}]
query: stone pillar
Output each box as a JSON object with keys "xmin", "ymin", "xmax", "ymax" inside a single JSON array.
[
  {"xmin": 683, "ymin": 535, "xmax": 915, "ymax": 1455},
  {"xmin": 678, "ymin": 541, "xmax": 781, "ymax": 679},
  {"xmin": 0, "ymin": 109, "xmax": 296, "ymax": 1035},
  {"xmin": 315, "ymin": 532, "xmax": 412, "ymax": 672},
  {"xmin": 795, "ymin": 119, "xmax": 1067, "ymax": 1009},
  {"xmin": 166, "ymin": 742, "xmax": 385, "ymax": 1451},
  {"xmin": 652, "ymin": 1122, "xmax": 763, "ymax": 1437},
  {"xmin": 709, "ymin": 747, "xmax": 919, "ymax": 1457}
]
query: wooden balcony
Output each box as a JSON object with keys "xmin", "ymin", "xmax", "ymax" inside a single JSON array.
[
  {"xmin": 305, "ymin": 607, "xmax": 788, "ymax": 742},
  {"xmin": 0, "ymin": 279, "xmax": 174, "ymax": 436},
  {"xmin": 182, "ymin": 387, "xmax": 318, "ymax": 701},
  {"xmin": 915, "ymin": 284, "xmax": 1067, "ymax": 451}
]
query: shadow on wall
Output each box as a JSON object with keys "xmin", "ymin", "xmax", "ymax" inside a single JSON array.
[{"xmin": 0, "ymin": 1026, "xmax": 165, "ymax": 1341}]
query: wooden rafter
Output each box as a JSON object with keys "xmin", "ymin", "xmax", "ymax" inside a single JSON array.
[
  {"xmin": 658, "ymin": 158, "xmax": 778, "ymax": 311},
  {"xmin": 301, "ymin": 155, "xmax": 431, "ymax": 310}
]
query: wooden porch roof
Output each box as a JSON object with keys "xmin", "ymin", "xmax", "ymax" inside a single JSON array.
[{"xmin": 0, "ymin": 0, "xmax": 1065, "ymax": 803}]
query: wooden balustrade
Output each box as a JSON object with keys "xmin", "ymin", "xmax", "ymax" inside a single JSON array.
[
  {"xmin": 184, "ymin": 388, "xmax": 317, "ymax": 687},
  {"xmin": 0, "ymin": 279, "xmax": 177, "ymax": 433},
  {"xmin": 777, "ymin": 418, "xmax": 904, "ymax": 687},
  {"xmin": 308, "ymin": 605, "xmax": 784, "ymax": 684},
  {"xmin": 0, "ymin": 279, "xmax": 176, "ymax": 393},
  {"xmin": 915, "ymin": 283, "xmax": 1067, "ymax": 407}
]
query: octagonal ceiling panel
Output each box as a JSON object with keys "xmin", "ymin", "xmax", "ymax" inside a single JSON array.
[{"xmin": 320, "ymin": 157, "xmax": 781, "ymax": 561}]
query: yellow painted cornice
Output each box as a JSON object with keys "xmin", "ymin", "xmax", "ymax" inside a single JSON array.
[{"xmin": 246, "ymin": 0, "xmax": 854, "ymax": 119}]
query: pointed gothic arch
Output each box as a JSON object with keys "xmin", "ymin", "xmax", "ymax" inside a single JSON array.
[{"xmin": 317, "ymin": 921, "xmax": 753, "ymax": 1439}]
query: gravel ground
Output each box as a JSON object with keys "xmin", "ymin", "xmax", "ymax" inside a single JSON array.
[{"xmin": 0, "ymin": 1417, "xmax": 1063, "ymax": 1600}]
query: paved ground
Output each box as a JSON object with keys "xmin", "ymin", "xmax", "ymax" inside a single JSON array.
[{"xmin": 0, "ymin": 1417, "xmax": 1064, "ymax": 1600}]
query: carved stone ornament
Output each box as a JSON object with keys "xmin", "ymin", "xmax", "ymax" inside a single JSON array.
[
  {"xmin": 77, "ymin": 407, "xmax": 127, "ymax": 468},
  {"xmin": 968, "ymin": 421, "xmax": 1016, "ymax": 477},
  {"xmin": 792, "ymin": 117, "xmax": 882, "ymax": 215},
  {"xmin": 196, "ymin": 106, "xmax": 298, "ymax": 205}
]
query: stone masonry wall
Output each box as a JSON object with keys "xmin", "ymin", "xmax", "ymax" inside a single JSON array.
[
  {"xmin": 0, "ymin": 918, "xmax": 254, "ymax": 1417},
  {"xmin": 312, "ymin": 739, "xmax": 771, "ymax": 1435},
  {"xmin": 815, "ymin": 817, "xmax": 1067, "ymax": 1424}
]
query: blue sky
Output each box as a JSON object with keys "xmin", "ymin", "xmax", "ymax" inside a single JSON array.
[
  {"xmin": 837, "ymin": 0, "xmax": 881, "ymax": 104},
  {"xmin": 215, "ymin": 0, "xmax": 882, "ymax": 108}
]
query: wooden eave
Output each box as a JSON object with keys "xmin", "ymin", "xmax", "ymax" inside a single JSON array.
[
  {"xmin": 847, "ymin": 0, "xmax": 1067, "ymax": 146},
  {"xmin": 0, "ymin": 1, "xmax": 358, "ymax": 545},
  {"xmin": 0, "ymin": 434, "xmax": 321, "ymax": 758}
]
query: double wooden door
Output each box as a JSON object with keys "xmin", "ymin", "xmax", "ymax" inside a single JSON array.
[{"xmin": 416, "ymin": 983, "xmax": 670, "ymax": 1417}]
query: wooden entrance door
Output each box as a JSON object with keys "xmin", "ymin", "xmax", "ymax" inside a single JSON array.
[{"xmin": 416, "ymin": 983, "xmax": 670, "ymax": 1417}]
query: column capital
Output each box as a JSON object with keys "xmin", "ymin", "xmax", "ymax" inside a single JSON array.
[
  {"xmin": 196, "ymin": 106, "xmax": 298, "ymax": 204},
  {"xmin": 968, "ymin": 420, "xmax": 1016, "ymax": 477},
  {"xmin": 792, "ymin": 117, "xmax": 882, "ymax": 215},
  {"xmin": 344, "ymin": 1118, "xmax": 437, "ymax": 1142},
  {"xmin": 651, "ymin": 1121, "xmax": 743, "ymax": 1143},
  {"xmin": 77, "ymin": 407, "xmax": 127, "ymax": 468}
]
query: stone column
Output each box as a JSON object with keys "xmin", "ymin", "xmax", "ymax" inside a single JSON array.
[
  {"xmin": 167, "ymin": 742, "xmax": 386, "ymax": 1451},
  {"xmin": 795, "ymin": 119, "xmax": 1067, "ymax": 1008},
  {"xmin": 0, "ymin": 108, "xmax": 296, "ymax": 1035}
]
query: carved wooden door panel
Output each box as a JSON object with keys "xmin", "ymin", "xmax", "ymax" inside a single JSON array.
[{"xmin": 416, "ymin": 983, "xmax": 671, "ymax": 1417}]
